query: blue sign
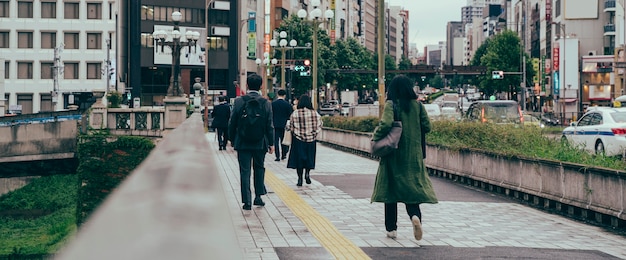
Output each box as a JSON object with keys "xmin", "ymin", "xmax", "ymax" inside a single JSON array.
[
  {"xmin": 248, "ymin": 12, "xmax": 256, "ymax": 32},
  {"xmin": 553, "ymin": 71, "xmax": 559, "ymax": 96}
]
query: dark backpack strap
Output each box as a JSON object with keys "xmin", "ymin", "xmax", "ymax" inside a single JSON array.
[{"xmin": 392, "ymin": 100, "xmax": 400, "ymax": 121}]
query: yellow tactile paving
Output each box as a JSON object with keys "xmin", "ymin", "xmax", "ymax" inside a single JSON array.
[{"xmin": 265, "ymin": 169, "xmax": 372, "ymax": 260}]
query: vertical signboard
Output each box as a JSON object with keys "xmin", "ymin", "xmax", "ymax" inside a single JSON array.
[
  {"xmin": 552, "ymin": 47, "xmax": 559, "ymax": 71},
  {"xmin": 330, "ymin": 0, "xmax": 336, "ymax": 44}
]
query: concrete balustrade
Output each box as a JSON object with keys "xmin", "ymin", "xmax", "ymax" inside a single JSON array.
[
  {"xmin": 317, "ymin": 127, "xmax": 626, "ymax": 228},
  {"xmin": 56, "ymin": 113, "xmax": 242, "ymax": 260}
]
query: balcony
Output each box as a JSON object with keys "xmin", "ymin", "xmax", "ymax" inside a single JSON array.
[
  {"xmin": 604, "ymin": 24, "xmax": 616, "ymax": 36},
  {"xmin": 605, "ymin": 0, "xmax": 616, "ymax": 11}
]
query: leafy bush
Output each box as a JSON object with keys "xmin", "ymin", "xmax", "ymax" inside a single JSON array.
[
  {"xmin": 75, "ymin": 135, "xmax": 155, "ymax": 225},
  {"xmin": 107, "ymin": 91, "xmax": 122, "ymax": 108},
  {"xmin": 0, "ymin": 175, "xmax": 78, "ymax": 255},
  {"xmin": 321, "ymin": 116, "xmax": 379, "ymax": 132}
]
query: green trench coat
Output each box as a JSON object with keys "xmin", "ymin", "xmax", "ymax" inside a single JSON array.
[{"xmin": 370, "ymin": 100, "xmax": 438, "ymax": 204}]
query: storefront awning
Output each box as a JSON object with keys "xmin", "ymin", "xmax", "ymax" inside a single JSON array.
[{"xmin": 563, "ymin": 98, "xmax": 578, "ymax": 103}]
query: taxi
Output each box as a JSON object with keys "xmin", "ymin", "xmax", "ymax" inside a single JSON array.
[{"xmin": 561, "ymin": 106, "xmax": 626, "ymax": 156}]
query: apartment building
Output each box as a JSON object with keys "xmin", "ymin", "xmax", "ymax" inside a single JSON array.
[{"xmin": 0, "ymin": 0, "xmax": 117, "ymax": 114}]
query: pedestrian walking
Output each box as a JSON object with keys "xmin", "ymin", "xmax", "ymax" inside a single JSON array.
[
  {"xmin": 211, "ymin": 95, "xmax": 230, "ymax": 150},
  {"xmin": 271, "ymin": 89, "xmax": 293, "ymax": 161},
  {"xmin": 228, "ymin": 74, "xmax": 274, "ymax": 210},
  {"xmin": 370, "ymin": 75, "xmax": 438, "ymax": 240},
  {"xmin": 286, "ymin": 95, "xmax": 322, "ymax": 187}
]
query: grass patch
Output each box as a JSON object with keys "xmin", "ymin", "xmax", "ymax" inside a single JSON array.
[{"xmin": 0, "ymin": 174, "xmax": 77, "ymax": 255}]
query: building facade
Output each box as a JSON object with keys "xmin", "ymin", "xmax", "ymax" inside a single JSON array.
[{"xmin": 0, "ymin": 0, "xmax": 117, "ymax": 114}]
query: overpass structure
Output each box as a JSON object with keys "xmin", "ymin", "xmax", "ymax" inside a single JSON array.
[{"xmin": 327, "ymin": 65, "xmax": 488, "ymax": 76}]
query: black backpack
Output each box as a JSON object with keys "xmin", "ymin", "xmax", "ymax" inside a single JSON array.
[{"xmin": 238, "ymin": 95, "xmax": 267, "ymax": 142}]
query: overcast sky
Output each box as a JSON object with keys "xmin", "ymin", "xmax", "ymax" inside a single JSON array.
[{"xmin": 387, "ymin": 0, "xmax": 467, "ymax": 52}]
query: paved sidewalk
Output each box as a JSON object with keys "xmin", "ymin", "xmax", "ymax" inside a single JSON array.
[{"xmin": 206, "ymin": 133, "xmax": 626, "ymax": 259}]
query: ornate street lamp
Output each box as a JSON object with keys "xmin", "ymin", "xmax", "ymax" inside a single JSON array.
[
  {"xmin": 152, "ymin": 11, "xmax": 201, "ymax": 97},
  {"xmin": 270, "ymin": 31, "xmax": 298, "ymax": 92},
  {"xmin": 255, "ymin": 52, "xmax": 278, "ymax": 95},
  {"xmin": 297, "ymin": 0, "xmax": 334, "ymax": 110}
]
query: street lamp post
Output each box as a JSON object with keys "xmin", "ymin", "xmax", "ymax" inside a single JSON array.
[
  {"xmin": 255, "ymin": 52, "xmax": 277, "ymax": 95},
  {"xmin": 152, "ymin": 11, "xmax": 201, "ymax": 97},
  {"xmin": 270, "ymin": 31, "xmax": 297, "ymax": 92},
  {"xmin": 297, "ymin": 0, "xmax": 334, "ymax": 110}
]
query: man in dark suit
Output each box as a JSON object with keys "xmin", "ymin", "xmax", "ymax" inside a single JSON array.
[
  {"xmin": 211, "ymin": 95, "xmax": 230, "ymax": 150},
  {"xmin": 271, "ymin": 89, "xmax": 293, "ymax": 161},
  {"xmin": 228, "ymin": 74, "xmax": 274, "ymax": 210}
]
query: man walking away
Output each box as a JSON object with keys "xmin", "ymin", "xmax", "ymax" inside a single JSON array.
[
  {"xmin": 228, "ymin": 74, "xmax": 274, "ymax": 210},
  {"xmin": 211, "ymin": 95, "xmax": 230, "ymax": 150},
  {"xmin": 271, "ymin": 89, "xmax": 293, "ymax": 161}
]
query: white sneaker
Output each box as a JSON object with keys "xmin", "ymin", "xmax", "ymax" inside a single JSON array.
[
  {"xmin": 412, "ymin": 215, "xmax": 423, "ymax": 240},
  {"xmin": 386, "ymin": 230, "xmax": 397, "ymax": 239}
]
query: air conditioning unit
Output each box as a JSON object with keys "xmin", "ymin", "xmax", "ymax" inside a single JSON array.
[{"xmin": 587, "ymin": 50, "xmax": 597, "ymax": 56}]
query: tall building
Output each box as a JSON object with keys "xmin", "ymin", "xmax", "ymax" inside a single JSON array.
[
  {"xmin": 446, "ymin": 21, "xmax": 464, "ymax": 66},
  {"xmin": 0, "ymin": 0, "xmax": 117, "ymax": 114}
]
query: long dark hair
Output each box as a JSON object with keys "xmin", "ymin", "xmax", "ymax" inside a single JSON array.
[
  {"xmin": 386, "ymin": 75, "xmax": 417, "ymax": 112},
  {"xmin": 297, "ymin": 94, "xmax": 313, "ymax": 109}
]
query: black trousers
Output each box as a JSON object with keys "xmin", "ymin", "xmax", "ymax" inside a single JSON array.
[
  {"xmin": 384, "ymin": 203, "xmax": 421, "ymax": 232},
  {"xmin": 216, "ymin": 127, "xmax": 228, "ymax": 148},
  {"xmin": 237, "ymin": 149, "xmax": 267, "ymax": 205},
  {"xmin": 274, "ymin": 127, "xmax": 289, "ymax": 159}
]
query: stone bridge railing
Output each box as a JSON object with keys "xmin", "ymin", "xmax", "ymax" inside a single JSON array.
[{"xmin": 56, "ymin": 113, "xmax": 242, "ymax": 259}]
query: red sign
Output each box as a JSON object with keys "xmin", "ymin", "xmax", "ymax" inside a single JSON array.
[{"xmin": 553, "ymin": 47, "xmax": 559, "ymax": 71}]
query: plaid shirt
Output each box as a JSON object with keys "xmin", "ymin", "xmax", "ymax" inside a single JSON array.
[{"xmin": 289, "ymin": 108, "xmax": 322, "ymax": 142}]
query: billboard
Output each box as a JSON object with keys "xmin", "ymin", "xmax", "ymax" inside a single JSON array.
[{"xmin": 153, "ymin": 25, "xmax": 206, "ymax": 66}]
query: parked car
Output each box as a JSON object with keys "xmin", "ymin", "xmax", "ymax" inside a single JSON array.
[
  {"xmin": 320, "ymin": 100, "xmax": 340, "ymax": 116},
  {"xmin": 340, "ymin": 102, "xmax": 351, "ymax": 116},
  {"xmin": 561, "ymin": 107, "xmax": 626, "ymax": 156},
  {"xmin": 464, "ymin": 100, "xmax": 523, "ymax": 125},
  {"xmin": 540, "ymin": 114, "xmax": 561, "ymax": 126},
  {"xmin": 423, "ymin": 103, "xmax": 442, "ymax": 120},
  {"xmin": 523, "ymin": 114, "xmax": 545, "ymax": 128}
]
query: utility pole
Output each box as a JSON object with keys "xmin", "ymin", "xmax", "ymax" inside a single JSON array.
[
  {"xmin": 105, "ymin": 38, "xmax": 112, "ymax": 92},
  {"xmin": 522, "ymin": 56, "xmax": 526, "ymax": 112},
  {"xmin": 377, "ymin": 0, "xmax": 385, "ymax": 117},
  {"xmin": 52, "ymin": 44, "xmax": 64, "ymax": 109}
]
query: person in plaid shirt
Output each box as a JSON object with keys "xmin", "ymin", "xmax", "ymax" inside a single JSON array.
[{"xmin": 286, "ymin": 95, "xmax": 322, "ymax": 186}]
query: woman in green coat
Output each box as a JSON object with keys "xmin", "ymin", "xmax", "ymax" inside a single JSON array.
[{"xmin": 371, "ymin": 75, "xmax": 438, "ymax": 240}]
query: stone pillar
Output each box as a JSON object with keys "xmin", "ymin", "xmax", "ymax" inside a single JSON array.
[
  {"xmin": 89, "ymin": 89, "xmax": 107, "ymax": 129},
  {"xmin": 163, "ymin": 96, "xmax": 187, "ymax": 129}
]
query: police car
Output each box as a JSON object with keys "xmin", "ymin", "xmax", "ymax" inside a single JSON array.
[{"xmin": 561, "ymin": 106, "xmax": 626, "ymax": 156}]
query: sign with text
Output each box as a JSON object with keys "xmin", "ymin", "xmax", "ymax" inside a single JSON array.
[{"xmin": 553, "ymin": 47, "xmax": 559, "ymax": 71}]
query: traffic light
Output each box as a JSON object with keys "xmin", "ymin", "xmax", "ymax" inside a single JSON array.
[{"xmin": 492, "ymin": 70, "xmax": 504, "ymax": 79}]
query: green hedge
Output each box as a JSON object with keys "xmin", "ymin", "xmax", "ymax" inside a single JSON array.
[
  {"xmin": 323, "ymin": 116, "xmax": 626, "ymax": 170},
  {"xmin": 321, "ymin": 116, "xmax": 379, "ymax": 132},
  {"xmin": 75, "ymin": 134, "xmax": 155, "ymax": 225}
]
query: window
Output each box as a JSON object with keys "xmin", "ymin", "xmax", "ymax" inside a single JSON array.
[
  {"xmin": 577, "ymin": 114, "xmax": 593, "ymax": 126},
  {"xmin": 17, "ymin": 31, "xmax": 33, "ymax": 49},
  {"xmin": 64, "ymin": 32, "xmax": 79, "ymax": 49},
  {"xmin": 141, "ymin": 33, "xmax": 154, "ymax": 48},
  {"xmin": 41, "ymin": 1, "xmax": 56, "ymax": 18},
  {"xmin": 64, "ymin": 2, "xmax": 79, "ymax": 19},
  {"xmin": 41, "ymin": 62, "xmax": 53, "ymax": 79},
  {"xmin": 209, "ymin": 10, "xmax": 229, "ymax": 25},
  {"xmin": 0, "ymin": 31, "xmax": 8, "ymax": 48},
  {"xmin": 208, "ymin": 37, "xmax": 228, "ymax": 51},
  {"xmin": 87, "ymin": 3, "xmax": 101, "ymax": 19},
  {"xmin": 141, "ymin": 5, "xmax": 153, "ymax": 20},
  {"xmin": 0, "ymin": 1, "xmax": 9, "ymax": 17},
  {"xmin": 40, "ymin": 93, "xmax": 53, "ymax": 112},
  {"xmin": 18, "ymin": 1, "xmax": 33, "ymax": 18},
  {"xmin": 17, "ymin": 94, "xmax": 33, "ymax": 114},
  {"xmin": 41, "ymin": 32, "xmax": 56, "ymax": 49},
  {"xmin": 87, "ymin": 63, "xmax": 101, "ymax": 79},
  {"xmin": 17, "ymin": 61, "xmax": 33, "ymax": 79},
  {"xmin": 4, "ymin": 61, "xmax": 8, "ymax": 79},
  {"xmin": 87, "ymin": 33, "xmax": 101, "ymax": 49},
  {"xmin": 63, "ymin": 62, "xmax": 78, "ymax": 79}
]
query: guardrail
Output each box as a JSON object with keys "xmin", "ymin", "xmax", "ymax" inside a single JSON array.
[
  {"xmin": 106, "ymin": 107, "xmax": 165, "ymax": 137},
  {"xmin": 56, "ymin": 113, "xmax": 243, "ymax": 260},
  {"xmin": 318, "ymin": 127, "xmax": 626, "ymax": 230}
]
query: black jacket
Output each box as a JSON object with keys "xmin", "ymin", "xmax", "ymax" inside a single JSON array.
[
  {"xmin": 271, "ymin": 98, "xmax": 293, "ymax": 129},
  {"xmin": 211, "ymin": 102, "xmax": 231, "ymax": 128},
  {"xmin": 228, "ymin": 91, "xmax": 274, "ymax": 150}
]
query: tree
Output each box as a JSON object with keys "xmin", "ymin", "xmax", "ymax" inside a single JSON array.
[
  {"xmin": 429, "ymin": 75, "xmax": 444, "ymax": 89},
  {"xmin": 398, "ymin": 55, "xmax": 412, "ymax": 70},
  {"xmin": 473, "ymin": 30, "xmax": 534, "ymax": 98}
]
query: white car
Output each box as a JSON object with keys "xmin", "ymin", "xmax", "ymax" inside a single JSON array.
[{"xmin": 562, "ymin": 107, "xmax": 626, "ymax": 156}]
